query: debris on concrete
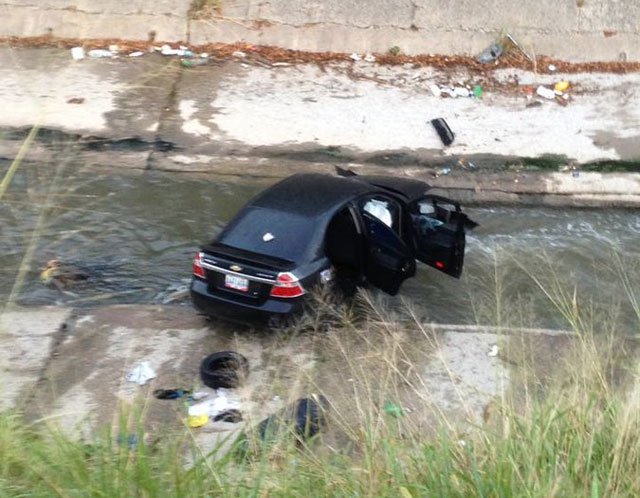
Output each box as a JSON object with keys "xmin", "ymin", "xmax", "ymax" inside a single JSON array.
[
  {"xmin": 153, "ymin": 388, "xmax": 191, "ymax": 400},
  {"xmin": 214, "ymin": 409, "xmax": 243, "ymax": 423},
  {"xmin": 188, "ymin": 388, "xmax": 241, "ymax": 420},
  {"xmin": 200, "ymin": 351, "xmax": 249, "ymax": 389},
  {"xmin": 383, "ymin": 400, "xmax": 404, "ymax": 418},
  {"xmin": 87, "ymin": 49, "xmax": 113, "ymax": 59},
  {"xmin": 536, "ymin": 85, "xmax": 556, "ymax": 100},
  {"xmin": 128, "ymin": 51, "xmax": 144, "ymax": 57},
  {"xmin": 364, "ymin": 53, "xmax": 376, "ymax": 63},
  {"xmin": 181, "ymin": 58, "xmax": 208, "ymax": 68},
  {"xmin": 349, "ymin": 53, "xmax": 361, "ymax": 62},
  {"xmin": 126, "ymin": 361, "xmax": 156, "ymax": 385},
  {"xmin": 257, "ymin": 395, "xmax": 329, "ymax": 443},
  {"xmin": 187, "ymin": 414, "xmax": 209, "ymax": 428},
  {"xmin": 488, "ymin": 345, "xmax": 499, "ymax": 357},
  {"xmin": 429, "ymin": 83, "xmax": 442, "ymax": 97},
  {"xmin": 476, "ymin": 41, "xmax": 503, "ymax": 64},
  {"xmin": 548, "ymin": 64, "xmax": 557, "ymax": 72},
  {"xmin": 555, "ymin": 80, "xmax": 570, "ymax": 93},
  {"xmin": 70, "ymin": 46, "xmax": 84, "ymax": 60},
  {"xmin": 505, "ymin": 33, "xmax": 534, "ymax": 62},
  {"xmin": 431, "ymin": 118, "xmax": 455, "ymax": 146},
  {"xmin": 232, "ymin": 50, "xmax": 247, "ymax": 58},
  {"xmin": 66, "ymin": 97, "xmax": 85, "ymax": 104},
  {"xmin": 473, "ymin": 85, "xmax": 484, "ymax": 98}
]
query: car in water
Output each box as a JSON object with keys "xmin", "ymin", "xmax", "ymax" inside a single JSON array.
[{"xmin": 190, "ymin": 170, "xmax": 477, "ymax": 323}]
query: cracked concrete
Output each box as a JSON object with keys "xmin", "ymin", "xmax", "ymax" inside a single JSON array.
[
  {"xmin": 1, "ymin": 47, "xmax": 639, "ymax": 206},
  {"xmin": 1, "ymin": 0, "xmax": 640, "ymax": 61}
]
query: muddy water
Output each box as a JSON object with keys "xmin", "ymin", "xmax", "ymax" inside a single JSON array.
[{"xmin": 1, "ymin": 162, "xmax": 638, "ymax": 333}]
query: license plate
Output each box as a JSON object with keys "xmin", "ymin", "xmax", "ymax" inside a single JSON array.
[{"xmin": 224, "ymin": 274, "xmax": 249, "ymax": 292}]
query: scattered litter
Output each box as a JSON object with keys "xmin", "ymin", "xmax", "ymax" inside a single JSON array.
[
  {"xmin": 488, "ymin": 345, "xmax": 499, "ymax": 357},
  {"xmin": 271, "ymin": 62, "xmax": 292, "ymax": 67},
  {"xmin": 349, "ymin": 53, "xmax": 362, "ymax": 62},
  {"xmin": 554, "ymin": 80, "xmax": 570, "ymax": 93},
  {"xmin": 453, "ymin": 87, "xmax": 471, "ymax": 98},
  {"xmin": 431, "ymin": 118, "xmax": 455, "ymax": 146},
  {"xmin": 187, "ymin": 414, "xmax": 209, "ymax": 428},
  {"xmin": 437, "ymin": 167, "xmax": 451, "ymax": 176},
  {"xmin": 526, "ymin": 100, "xmax": 543, "ymax": 108},
  {"xmin": 108, "ymin": 44, "xmax": 119, "ymax": 53},
  {"xmin": 87, "ymin": 49, "xmax": 113, "ymax": 59},
  {"xmin": 161, "ymin": 44, "xmax": 179, "ymax": 56},
  {"xmin": 476, "ymin": 42, "xmax": 503, "ymax": 64},
  {"xmin": 214, "ymin": 409, "xmax": 243, "ymax": 423},
  {"xmin": 363, "ymin": 53, "xmax": 376, "ymax": 63},
  {"xmin": 429, "ymin": 84, "xmax": 442, "ymax": 97},
  {"xmin": 117, "ymin": 433, "xmax": 138, "ymax": 449},
  {"xmin": 126, "ymin": 362, "xmax": 156, "ymax": 385},
  {"xmin": 548, "ymin": 64, "xmax": 557, "ymax": 72},
  {"xmin": 473, "ymin": 85, "xmax": 484, "ymax": 98},
  {"xmin": 70, "ymin": 47, "xmax": 85, "ymax": 60},
  {"xmin": 154, "ymin": 388, "xmax": 191, "ymax": 400},
  {"xmin": 66, "ymin": 97, "xmax": 85, "ymax": 105},
  {"xmin": 181, "ymin": 58, "xmax": 207, "ymax": 68},
  {"xmin": 458, "ymin": 439, "xmax": 467, "ymax": 447},
  {"xmin": 505, "ymin": 33, "xmax": 534, "ymax": 62},
  {"xmin": 258, "ymin": 396, "xmax": 329, "ymax": 442},
  {"xmin": 232, "ymin": 50, "xmax": 247, "ymax": 58},
  {"xmin": 468, "ymin": 161, "xmax": 478, "ymax": 170},
  {"xmin": 383, "ymin": 400, "xmax": 404, "ymax": 418},
  {"xmin": 572, "ymin": 171, "xmax": 580, "ymax": 178},
  {"xmin": 191, "ymin": 391, "xmax": 209, "ymax": 401},
  {"xmin": 129, "ymin": 51, "xmax": 144, "ymax": 57},
  {"xmin": 188, "ymin": 389, "xmax": 241, "ymax": 419},
  {"xmin": 262, "ymin": 232, "xmax": 274, "ymax": 242},
  {"xmin": 201, "ymin": 351, "xmax": 249, "ymax": 389},
  {"xmin": 536, "ymin": 86, "xmax": 556, "ymax": 100},
  {"xmin": 272, "ymin": 395, "xmax": 281, "ymax": 402}
]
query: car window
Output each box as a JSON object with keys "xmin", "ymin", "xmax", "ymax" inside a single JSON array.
[
  {"xmin": 218, "ymin": 207, "xmax": 317, "ymax": 262},
  {"xmin": 361, "ymin": 210, "xmax": 406, "ymax": 250},
  {"xmin": 358, "ymin": 195, "xmax": 401, "ymax": 235}
]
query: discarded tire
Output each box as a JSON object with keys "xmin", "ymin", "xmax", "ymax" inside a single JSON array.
[
  {"xmin": 258, "ymin": 395, "xmax": 329, "ymax": 442},
  {"xmin": 200, "ymin": 351, "xmax": 249, "ymax": 389},
  {"xmin": 431, "ymin": 118, "xmax": 455, "ymax": 146}
]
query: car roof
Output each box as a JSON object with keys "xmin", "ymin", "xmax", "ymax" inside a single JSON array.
[
  {"xmin": 355, "ymin": 175, "xmax": 431, "ymax": 202},
  {"xmin": 215, "ymin": 173, "xmax": 430, "ymax": 263},
  {"xmin": 249, "ymin": 173, "xmax": 378, "ymax": 217},
  {"xmin": 250, "ymin": 173, "xmax": 430, "ymax": 217}
]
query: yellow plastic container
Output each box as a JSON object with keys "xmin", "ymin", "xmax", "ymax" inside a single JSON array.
[{"xmin": 554, "ymin": 81, "xmax": 570, "ymax": 93}]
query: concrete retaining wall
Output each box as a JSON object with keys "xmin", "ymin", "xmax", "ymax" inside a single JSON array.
[{"xmin": 1, "ymin": 0, "xmax": 639, "ymax": 61}]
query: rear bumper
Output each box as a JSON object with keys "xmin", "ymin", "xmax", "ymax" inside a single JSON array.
[{"xmin": 190, "ymin": 279, "xmax": 303, "ymax": 323}]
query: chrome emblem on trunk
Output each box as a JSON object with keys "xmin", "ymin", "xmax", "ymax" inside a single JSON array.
[{"xmin": 230, "ymin": 265, "xmax": 243, "ymax": 272}]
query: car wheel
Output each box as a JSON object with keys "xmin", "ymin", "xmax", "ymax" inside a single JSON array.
[{"xmin": 200, "ymin": 351, "xmax": 249, "ymax": 389}]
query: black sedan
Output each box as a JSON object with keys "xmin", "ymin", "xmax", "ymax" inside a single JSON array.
[{"xmin": 191, "ymin": 170, "xmax": 477, "ymax": 323}]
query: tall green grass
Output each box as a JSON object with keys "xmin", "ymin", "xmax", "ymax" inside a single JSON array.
[{"xmin": 1, "ymin": 261, "xmax": 639, "ymax": 497}]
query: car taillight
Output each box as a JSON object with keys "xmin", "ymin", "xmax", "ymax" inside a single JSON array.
[
  {"xmin": 270, "ymin": 272, "xmax": 305, "ymax": 298},
  {"xmin": 192, "ymin": 251, "xmax": 206, "ymax": 278}
]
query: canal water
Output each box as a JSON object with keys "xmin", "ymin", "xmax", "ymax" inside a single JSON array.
[{"xmin": 1, "ymin": 160, "xmax": 638, "ymax": 334}]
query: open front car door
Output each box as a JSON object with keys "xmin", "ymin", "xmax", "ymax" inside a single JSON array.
[
  {"xmin": 409, "ymin": 195, "xmax": 478, "ymax": 278},
  {"xmin": 360, "ymin": 210, "xmax": 416, "ymax": 296}
]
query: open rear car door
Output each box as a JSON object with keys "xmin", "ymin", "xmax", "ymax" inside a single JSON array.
[{"xmin": 408, "ymin": 195, "xmax": 478, "ymax": 278}]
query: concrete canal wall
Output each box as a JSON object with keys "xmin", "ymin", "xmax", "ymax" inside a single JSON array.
[{"xmin": 1, "ymin": 0, "xmax": 639, "ymax": 61}]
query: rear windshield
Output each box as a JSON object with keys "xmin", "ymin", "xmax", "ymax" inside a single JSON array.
[{"xmin": 217, "ymin": 207, "xmax": 318, "ymax": 262}]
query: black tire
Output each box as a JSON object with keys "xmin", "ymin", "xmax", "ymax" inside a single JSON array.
[
  {"xmin": 292, "ymin": 396, "xmax": 328, "ymax": 439},
  {"xmin": 200, "ymin": 351, "xmax": 249, "ymax": 389}
]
